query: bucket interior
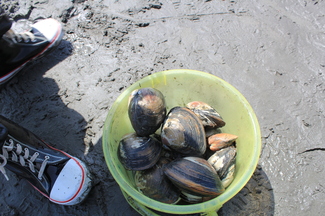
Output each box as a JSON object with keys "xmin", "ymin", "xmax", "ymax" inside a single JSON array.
[{"xmin": 103, "ymin": 69, "xmax": 261, "ymax": 215}]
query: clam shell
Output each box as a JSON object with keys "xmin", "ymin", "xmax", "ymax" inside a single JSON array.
[
  {"xmin": 186, "ymin": 101, "xmax": 225, "ymax": 128},
  {"xmin": 205, "ymin": 127, "xmax": 222, "ymax": 138},
  {"xmin": 180, "ymin": 190, "xmax": 213, "ymax": 204},
  {"xmin": 118, "ymin": 133, "xmax": 162, "ymax": 171},
  {"xmin": 161, "ymin": 107, "xmax": 206, "ymax": 157},
  {"xmin": 221, "ymin": 163, "xmax": 236, "ymax": 188},
  {"xmin": 208, "ymin": 133, "xmax": 238, "ymax": 151},
  {"xmin": 164, "ymin": 157, "xmax": 225, "ymax": 197},
  {"xmin": 207, "ymin": 146, "xmax": 236, "ymax": 179},
  {"xmin": 128, "ymin": 87, "xmax": 166, "ymax": 136},
  {"xmin": 134, "ymin": 157, "xmax": 180, "ymax": 204}
]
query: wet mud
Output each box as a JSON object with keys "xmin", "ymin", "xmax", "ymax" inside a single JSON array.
[{"xmin": 0, "ymin": 0, "xmax": 324, "ymax": 215}]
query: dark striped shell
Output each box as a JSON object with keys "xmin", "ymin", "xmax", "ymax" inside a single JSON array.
[
  {"xmin": 161, "ymin": 107, "xmax": 206, "ymax": 157},
  {"xmin": 118, "ymin": 133, "xmax": 162, "ymax": 171},
  {"xmin": 164, "ymin": 157, "xmax": 225, "ymax": 197},
  {"xmin": 128, "ymin": 88, "xmax": 166, "ymax": 136},
  {"xmin": 134, "ymin": 157, "xmax": 180, "ymax": 204}
]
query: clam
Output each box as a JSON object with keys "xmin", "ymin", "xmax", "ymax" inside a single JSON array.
[
  {"xmin": 207, "ymin": 146, "xmax": 236, "ymax": 180},
  {"xmin": 118, "ymin": 133, "xmax": 162, "ymax": 171},
  {"xmin": 221, "ymin": 163, "xmax": 236, "ymax": 188},
  {"xmin": 205, "ymin": 127, "xmax": 222, "ymax": 138},
  {"xmin": 128, "ymin": 87, "xmax": 166, "ymax": 136},
  {"xmin": 161, "ymin": 107, "xmax": 206, "ymax": 157},
  {"xmin": 180, "ymin": 190, "xmax": 213, "ymax": 204},
  {"xmin": 160, "ymin": 145, "xmax": 182, "ymax": 161},
  {"xmin": 164, "ymin": 157, "xmax": 225, "ymax": 197},
  {"xmin": 134, "ymin": 157, "xmax": 181, "ymax": 204},
  {"xmin": 208, "ymin": 133, "xmax": 238, "ymax": 151},
  {"xmin": 186, "ymin": 101, "xmax": 225, "ymax": 128}
]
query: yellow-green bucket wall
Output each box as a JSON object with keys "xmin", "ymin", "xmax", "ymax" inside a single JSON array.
[{"xmin": 103, "ymin": 69, "xmax": 261, "ymax": 215}]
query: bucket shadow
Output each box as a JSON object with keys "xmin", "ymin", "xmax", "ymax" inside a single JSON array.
[{"xmin": 218, "ymin": 165, "xmax": 275, "ymax": 216}]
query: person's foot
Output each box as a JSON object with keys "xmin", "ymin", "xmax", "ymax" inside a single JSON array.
[
  {"xmin": 0, "ymin": 115, "xmax": 92, "ymax": 205},
  {"xmin": 0, "ymin": 18, "xmax": 64, "ymax": 85}
]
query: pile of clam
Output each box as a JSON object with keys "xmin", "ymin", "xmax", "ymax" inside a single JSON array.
[{"xmin": 117, "ymin": 87, "xmax": 238, "ymax": 204}]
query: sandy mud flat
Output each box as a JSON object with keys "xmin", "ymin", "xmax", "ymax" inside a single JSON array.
[{"xmin": 0, "ymin": 0, "xmax": 324, "ymax": 215}]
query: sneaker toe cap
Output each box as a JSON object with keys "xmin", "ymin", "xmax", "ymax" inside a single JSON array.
[
  {"xmin": 49, "ymin": 158, "xmax": 92, "ymax": 205},
  {"xmin": 32, "ymin": 18, "xmax": 63, "ymax": 42}
]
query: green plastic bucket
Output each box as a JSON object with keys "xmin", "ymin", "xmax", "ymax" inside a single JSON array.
[{"xmin": 103, "ymin": 69, "xmax": 261, "ymax": 215}]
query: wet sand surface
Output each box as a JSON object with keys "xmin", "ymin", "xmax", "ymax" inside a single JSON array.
[{"xmin": 0, "ymin": 0, "xmax": 324, "ymax": 215}]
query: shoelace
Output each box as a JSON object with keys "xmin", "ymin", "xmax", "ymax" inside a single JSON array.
[
  {"xmin": 4, "ymin": 29, "xmax": 36, "ymax": 43},
  {"xmin": 0, "ymin": 135, "xmax": 49, "ymax": 180}
]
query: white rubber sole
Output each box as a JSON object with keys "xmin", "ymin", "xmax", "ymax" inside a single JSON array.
[
  {"xmin": 29, "ymin": 142, "xmax": 92, "ymax": 206},
  {"xmin": 49, "ymin": 158, "xmax": 92, "ymax": 205}
]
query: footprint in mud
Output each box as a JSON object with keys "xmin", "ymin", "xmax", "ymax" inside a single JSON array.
[{"xmin": 66, "ymin": 34, "xmax": 99, "ymax": 56}]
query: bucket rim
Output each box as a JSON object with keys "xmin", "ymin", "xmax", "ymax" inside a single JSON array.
[{"xmin": 103, "ymin": 69, "xmax": 261, "ymax": 214}]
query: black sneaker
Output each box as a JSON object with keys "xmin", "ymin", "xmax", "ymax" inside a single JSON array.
[
  {"xmin": 0, "ymin": 18, "xmax": 64, "ymax": 85},
  {"xmin": 0, "ymin": 115, "xmax": 92, "ymax": 205}
]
